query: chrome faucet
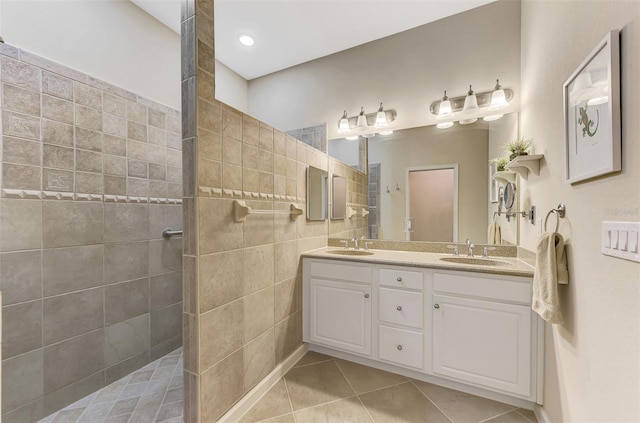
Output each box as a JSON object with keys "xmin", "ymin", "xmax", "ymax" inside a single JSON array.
[{"xmin": 466, "ymin": 239, "xmax": 475, "ymax": 257}]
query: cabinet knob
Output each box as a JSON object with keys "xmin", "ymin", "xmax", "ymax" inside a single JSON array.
[
  {"xmin": 396, "ymin": 276, "xmax": 403, "ymax": 282},
  {"xmin": 397, "ymin": 345, "xmax": 403, "ymax": 351},
  {"xmin": 396, "ymin": 305, "xmax": 403, "ymax": 311},
  {"xmin": 434, "ymin": 304, "xmax": 440, "ymax": 309},
  {"xmin": 364, "ymin": 293, "xmax": 370, "ymax": 299}
]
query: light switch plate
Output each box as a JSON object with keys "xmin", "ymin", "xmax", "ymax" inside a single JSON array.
[{"xmin": 602, "ymin": 221, "xmax": 640, "ymax": 263}]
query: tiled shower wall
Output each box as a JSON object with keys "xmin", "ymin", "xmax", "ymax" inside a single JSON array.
[
  {"xmin": 0, "ymin": 43, "xmax": 183, "ymax": 423},
  {"xmin": 180, "ymin": 2, "xmax": 368, "ymax": 421}
]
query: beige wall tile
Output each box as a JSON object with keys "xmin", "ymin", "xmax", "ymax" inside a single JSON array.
[
  {"xmin": 222, "ymin": 163, "xmax": 242, "ymax": 191},
  {"xmin": 200, "ymin": 350, "xmax": 243, "ymax": 422},
  {"xmin": 274, "ymin": 277, "xmax": 298, "ymax": 324},
  {"xmin": 42, "ymin": 71, "xmax": 73, "ymax": 101},
  {"xmin": 43, "ymin": 244, "xmax": 103, "ymax": 296},
  {"xmin": 104, "ymin": 176, "xmax": 126, "ymax": 195},
  {"xmin": 2, "ymin": 299, "xmax": 42, "ymax": 359},
  {"xmin": 150, "ymin": 272, "xmax": 182, "ymax": 310},
  {"xmin": 128, "ymin": 120, "xmax": 147, "ymax": 142},
  {"xmin": 42, "ymin": 119, "xmax": 73, "ymax": 147},
  {"xmin": 105, "ymin": 278, "xmax": 150, "ymax": 325},
  {"xmin": 148, "ymin": 109, "xmax": 166, "ymax": 129},
  {"xmin": 127, "ymin": 101, "xmax": 147, "ymax": 124},
  {"xmin": 167, "ymin": 148, "xmax": 182, "ymax": 167},
  {"xmin": 103, "ymin": 134, "xmax": 127, "ymax": 156},
  {"xmin": 104, "ymin": 241, "xmax": 149, "ymax": 284},
  {"xmin": 103, "ymin": 203, "xmax": 149, "ymax": 243},
  {"xmin": 150, "ymin": 303, "xmax": 182, "ymax": 347},
  {"xmin": 166, "ymin": 132, "xmax": 181, "ymax": 150},
  {"xmin": 197, "ymin": 158, "xmax": 221, "ymax": 189},
  {"xmin": 199, "ymin": 299, "xmax": 243, "ymax": 371},
  {"xmin": 243, "ymin": 168, "xmax": 259, "ymax": 193},
  {"xmin": 128, "ymin": 159, "xmax": 148, "ymax": 179},
  {"xmin": 274, "ymin": 130, "xmax": 286, "ymax": 156},
  {"xmin": 0, "ymin": 199, "xmax": 42, "ymax": 252},
  {"xmin": 43, "ymin": 168, "xmax": 73, "ymax": 192},
  {"xmin": 198, "ymin": 198, "xmax": 243, "ymax": 254},
  {"xmin": 259, "ymin": 124, "xmax": 274, "ymax": 152},
  {"xmin": 103, "ymin": 113, "xmax": 127, "ymax": 138},
  {"xmin": 150, "ymin": 180, "xmax": 167, "ymax": 198},
  {"xmin": 103, "ymin": 93, "xmax": 126, "ymax": 117},
  {"xmin": 274, "ymin": 240, "xmax": 299, "ymax": 283},
  {"xmin": 43, "ymin": 287, "xmax": 104, "ymax": 346},
  {"xmin": 198, "ymin": 99, "xmax": 222, "ymax": 134},
  {"xmin": 43, "ymin": 144, "xmax": 74, "ymax": 170},
  {"xmin": 148, "ymin": 126, "xmax": 167, "ymax": 147},
  {"xmin": 243, "ymin": 328, "xmax": 275, "ymax": 392},
  {"xmin": 197, "ymin": 129, "xmax": 221, "ymax": 161},
  {"xmin": 127, "ymin": 176, "xmax": 149, "ymax": 195},
  {"xmin": 198, "ymin": 250, "xmax": 243, "ymax": 314},
  {"xmin": 75, "ymin": 127, "xmax": 102, "ymax": 152},
  {"xmin": 259, "ymin": 149, "xmax": 274, "ymax": 173},
  {"xmin": 275, "ymin": 312, "xmax": 300, "ymax": 363},
  {"xmin": 244, "ymin": 286, "xmax": 274, "ymax": 343},
  {"xmin": 274, "ymin": 154, "xmax": 287, "ymax": 177},
  {"xmin": 223, "ymin": 136, "xmax": 242, "ymax": 166},
  {"xmin": 2, "ymin": 83, "xmax": 41, "ymax": 116},
  {"xmin": 127, "ymin": 139, "xmax": 148, "ymax": 160},
  {"xmin": 1, "ymin": 56, "xmax": 41, "ymax": 91},
  {"xmin": 2, "ymin": 349, "xmax": 44, "ymax": 414},
  {"xmin": 75, "ymin": 105, "xmax": 102, "ymax": 131},
  {"xmin": 74, "ymin": 82, "xmax": 102, "ymax": 110},
  {"xmin": 104, "ymin": 155, "xmax": 126, "ymax": 176},
  {"xmin": 259, "ymin": 171, "xmax": 274, "ymax": 195},
  {"xmin": 243, "ymin": 120, "xmax": 259, "ymax": 147},
  {"xmin": 243, "ymin": 144, "xmax": 259, "ymax": 170},
  {"xmin": 243, "ymin": 244, "xmax": 274, "ymax": 295},
  {"xmin": 3, "ymin": 110, "xmax": 41, "ymax": 141},
  {"xmin": 222, "ymin": 105, "xmax": 242, "ymax": 140},
  {"xmin": 0, "ymin": 250, "xmax": 42, "ymax": 306},
  {"xmin": 2, "ymin": 163, "xmax": 41, "ymax": 190},
  {"xmin": 75, "ymin": 172, "xmax": 103, "ymax": 194},
  {"xmin": 104, "ymin": 314, "xmax": 150, "ymax": 367}
]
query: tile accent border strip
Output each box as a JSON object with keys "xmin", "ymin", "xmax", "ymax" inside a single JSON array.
[{"xmin": 1, "ymin": 189, "xmax": 182, "ymax": 204}]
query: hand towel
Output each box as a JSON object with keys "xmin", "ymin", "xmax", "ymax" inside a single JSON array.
[
  {"xmin": 532, "ymin": 232, "xmax": 569, "ymax": 324},
  {"xmin": 487, "ymin": 216, "xmax": 502, "ymax": 245}
]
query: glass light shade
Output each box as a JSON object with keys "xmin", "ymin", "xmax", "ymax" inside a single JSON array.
[
  {"xmin": 378, "ymin": 130, "xmax": 394, "ymax": 136},
  {"xmin": 436, "ymin": 121, "xmax": 454, "ymax": 129},
  {"xmin": 356, "ymin": 107, "xmax": 369, "ymax": 130},
  {"xmin": 362, "ymin": 133, "xmax": 376, "ymax": 138},
  {"xmin": 488, "ymin": 89, "xmax": 508, "ymax": 111},
  {"xmin": 483, "ymin": 114, "xmax": 504, "ymax": 122},
  {"xmin": 462, "ymin": 85, "xmax": 479, "ymax": 114},
  {"xmin": 459, "ymin": 117, "xmax": 477, "ymax": 125},
  {"xmin": 374, "ymin": 103, "xmax": 389, "ymax": 128},
  {"xmin": 437, "ymin": 91, "xmax": 454, "ymax": 119},
  {"xmin": 337, "ymin": 110, "xmax": 350, "ymax": 134},
  {"xmin": 346, "ymin": 135, "xmax": 359, "ymax": 140}
]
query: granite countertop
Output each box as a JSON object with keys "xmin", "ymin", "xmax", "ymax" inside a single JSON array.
[{"xmin": 302, "ymin": 247, "xmax": 535, "ymax": 278}]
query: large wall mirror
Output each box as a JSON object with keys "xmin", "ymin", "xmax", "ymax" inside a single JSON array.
[{"xmin": 328, "ymin": 113, "xmax": 519, "ymax": 245}]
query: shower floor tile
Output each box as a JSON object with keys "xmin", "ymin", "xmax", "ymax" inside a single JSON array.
[{"xmin": 39, "ymin": 348, "xmax": 184, "ymax": 423}]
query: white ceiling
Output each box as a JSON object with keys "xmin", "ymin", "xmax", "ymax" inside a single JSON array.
[{"xmin": 132, "ymin": 0, "xmax": 497, "ymax": 80}]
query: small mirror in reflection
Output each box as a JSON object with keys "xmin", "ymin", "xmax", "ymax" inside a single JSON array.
[
  {"xmin": 331, "ymin": 175, "xmax": 347, "ymax": 219},
  {"xmin": 307, "ymin": 166, "xmax": 328, "ymax": 220}
]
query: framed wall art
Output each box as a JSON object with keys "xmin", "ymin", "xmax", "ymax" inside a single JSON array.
[{"xmin": 563, "ymin": 30, "xmax": 620, "ymax": 184}]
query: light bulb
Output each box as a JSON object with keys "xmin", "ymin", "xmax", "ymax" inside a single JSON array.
[
  {"xmin": 337, "ymin": 110, "xmax": 350, "ymax": 134},
  {"xmin": 374, "ymin": 103, "xmax": 389, "ymax": 128},
  {"xmin": 356, "ymin": 107, "xmax": 369, "ymax": 130},
  {"xmin": 437, "ymin": 90, "xmax": 454, "ymax": 119},
  {"xmin": 488, "ymin": 79, "xmax": 508, "ymax": 111},
  {"xmin": 462, "ymin": 85, "xmax": 479, "ymax": 114},
  {"xmin": 459, "ymin": 117, "xmax": 477, "ymax": 125}
]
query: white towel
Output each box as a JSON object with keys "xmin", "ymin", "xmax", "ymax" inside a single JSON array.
[
  {"xmin": 532, "ymin": 232, "xmax": 569, "ymax": 324},
  {"xmin": 487, "ymin": 216, "xmax": 501, "ymax": 245}
]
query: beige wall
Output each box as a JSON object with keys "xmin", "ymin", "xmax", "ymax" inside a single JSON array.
[
  {"xmin": 180, "ymin": 3, "xmax": 368, "ymax": 421},
  {"xmin": 520, "ymin": 1, "xmax": 639, "ymax": 421},
  {"xmin": 247, "ymin": 0, "xmax": 521, "ymax": 139},
  {"xmin": 368, "ymin": 125, "xmax": 489, "ymax": 243},
  {"xmin": 0, "ymin": 0, "xmax": 181, "ymax": 110}
]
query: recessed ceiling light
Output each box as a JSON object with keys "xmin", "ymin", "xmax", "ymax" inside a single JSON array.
[{"xmin": 239, "ymin": 35, "xmax": 255, "ymax": 47}]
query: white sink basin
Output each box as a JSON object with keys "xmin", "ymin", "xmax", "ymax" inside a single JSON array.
[
  {"xmin": 439, "ymin": 257, "xmax": 510, "ymax": 267},
  {"xmin": 327, "ymin": 250, "xmax": 374, "ymax": 256}
]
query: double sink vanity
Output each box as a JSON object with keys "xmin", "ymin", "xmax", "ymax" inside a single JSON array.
[{"xmin": 302, "ymin": 245, "xmax": 543, "ymax": 409}]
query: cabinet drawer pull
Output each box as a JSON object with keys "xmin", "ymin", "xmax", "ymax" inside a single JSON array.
[
  {"xmin": 396, "ymin": 276, "xmax": 403, "ymax": 282},
  {"xmin": 364, "ymin": 293, "xmax": 370, "ymax": 299},
  {"xmin": 434, "ymin": 303, "xmax": 440, "ymax": 309},
  {"xmin": 397, "ymin": 345, "xmax": 403, "ymax": 351},
  {"xmin": 396, "ymin": 305, "xmax": 403, "ymax": 311}
]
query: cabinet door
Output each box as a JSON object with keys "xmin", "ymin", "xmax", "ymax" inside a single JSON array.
[
  {"xmin": 433, "ymin": 294, "xmax": 531, "ymax": 397},
  {"xmin": 310, "ymin": 279, "xmax": 371, "ymax": 356}
]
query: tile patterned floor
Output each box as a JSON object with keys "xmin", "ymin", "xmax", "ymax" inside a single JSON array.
[
  {"xmin": 38, "ymin": 348, "xmax": 184, "ymax": 423},
  {"xmin": 239, "ymin": 351, "xmax": 539, "ymax": 423}
]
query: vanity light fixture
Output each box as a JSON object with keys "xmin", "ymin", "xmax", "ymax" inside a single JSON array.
[
  {"xmin": 238, "ymin": 35, "xmax": 255, "ymax": 46},
  {"xmin": 336, "ymin": 104, "xmax": 397, "ymax": 139},
  {"xmin": 430, "ymin": 80, "xmax": 514, "ymax": 129}
]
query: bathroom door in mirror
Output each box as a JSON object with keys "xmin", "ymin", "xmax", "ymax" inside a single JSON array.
[
  {"xmin": 407, "ymin": 166, "xmax": 457, "ymax": 242},
  {"xmin": 331, "ymin": 175, "xmax": 347, "ymax": 219}
]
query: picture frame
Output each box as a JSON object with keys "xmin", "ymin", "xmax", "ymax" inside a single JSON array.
[
  {"xmin": 563, "ymin": 30, "xmax": 621, "ymax": 184},
  {"xmin": 489, "ymin": 162, "xmax": 498, "ymax": 203}
]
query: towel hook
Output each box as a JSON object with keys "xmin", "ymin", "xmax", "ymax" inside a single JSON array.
[{"xmin": 544, "ymin": 204, "xmax": 566, "ymax": 233}]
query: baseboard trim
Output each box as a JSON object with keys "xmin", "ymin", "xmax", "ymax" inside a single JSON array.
[
  {"xmin": 218, "ymin": 343, "xmax": 309, "ymax": 422},
  {"xmin": 535, "ymin": 404, "xmax": 551, "ymax": 423}
]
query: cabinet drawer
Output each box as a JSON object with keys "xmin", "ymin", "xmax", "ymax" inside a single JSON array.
[
  {"xmin": 433, "ymin": 272, "xmax": 531, "ymax": 304},
  {"xmin": 310, "ymin": 261, "xmax": 372, "ymax": 283},
  {"xmin": 379, "ymin": 268, "xmax": 423, "ymax": 290},
  {"xmin": 379, "ymin": 288, "xmax": 423, "ymax": 329},
  {"xmin": 379, "ymin": 325, "xmax": 423, "ymax": 369}
]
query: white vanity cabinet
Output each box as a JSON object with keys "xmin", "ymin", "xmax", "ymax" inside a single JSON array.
[
  {"xmin": 302, "ymin": 257, "xmax": 542, "ymax": 406},
  {"xmin": 305, "ymin": 260, "xmax": 373, "ymax": 356},
  {"xmin": 432, "ymin": 272, "xmax": 534, "ymax": 397}
]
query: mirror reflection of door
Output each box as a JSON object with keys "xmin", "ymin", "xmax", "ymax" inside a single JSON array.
[{"xmin": 407, "ymin": 166, "xmax": 458, "ymax": 242}]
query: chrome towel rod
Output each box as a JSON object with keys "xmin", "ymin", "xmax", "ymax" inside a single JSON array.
[{"xmin": 162, "ymin": 228, "xmax": 183, "ymax": 239}]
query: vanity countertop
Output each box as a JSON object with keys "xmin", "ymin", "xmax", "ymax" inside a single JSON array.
[{"xmin": 302, "ymin": 247, "xmax": 535, "ymax": 278}]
